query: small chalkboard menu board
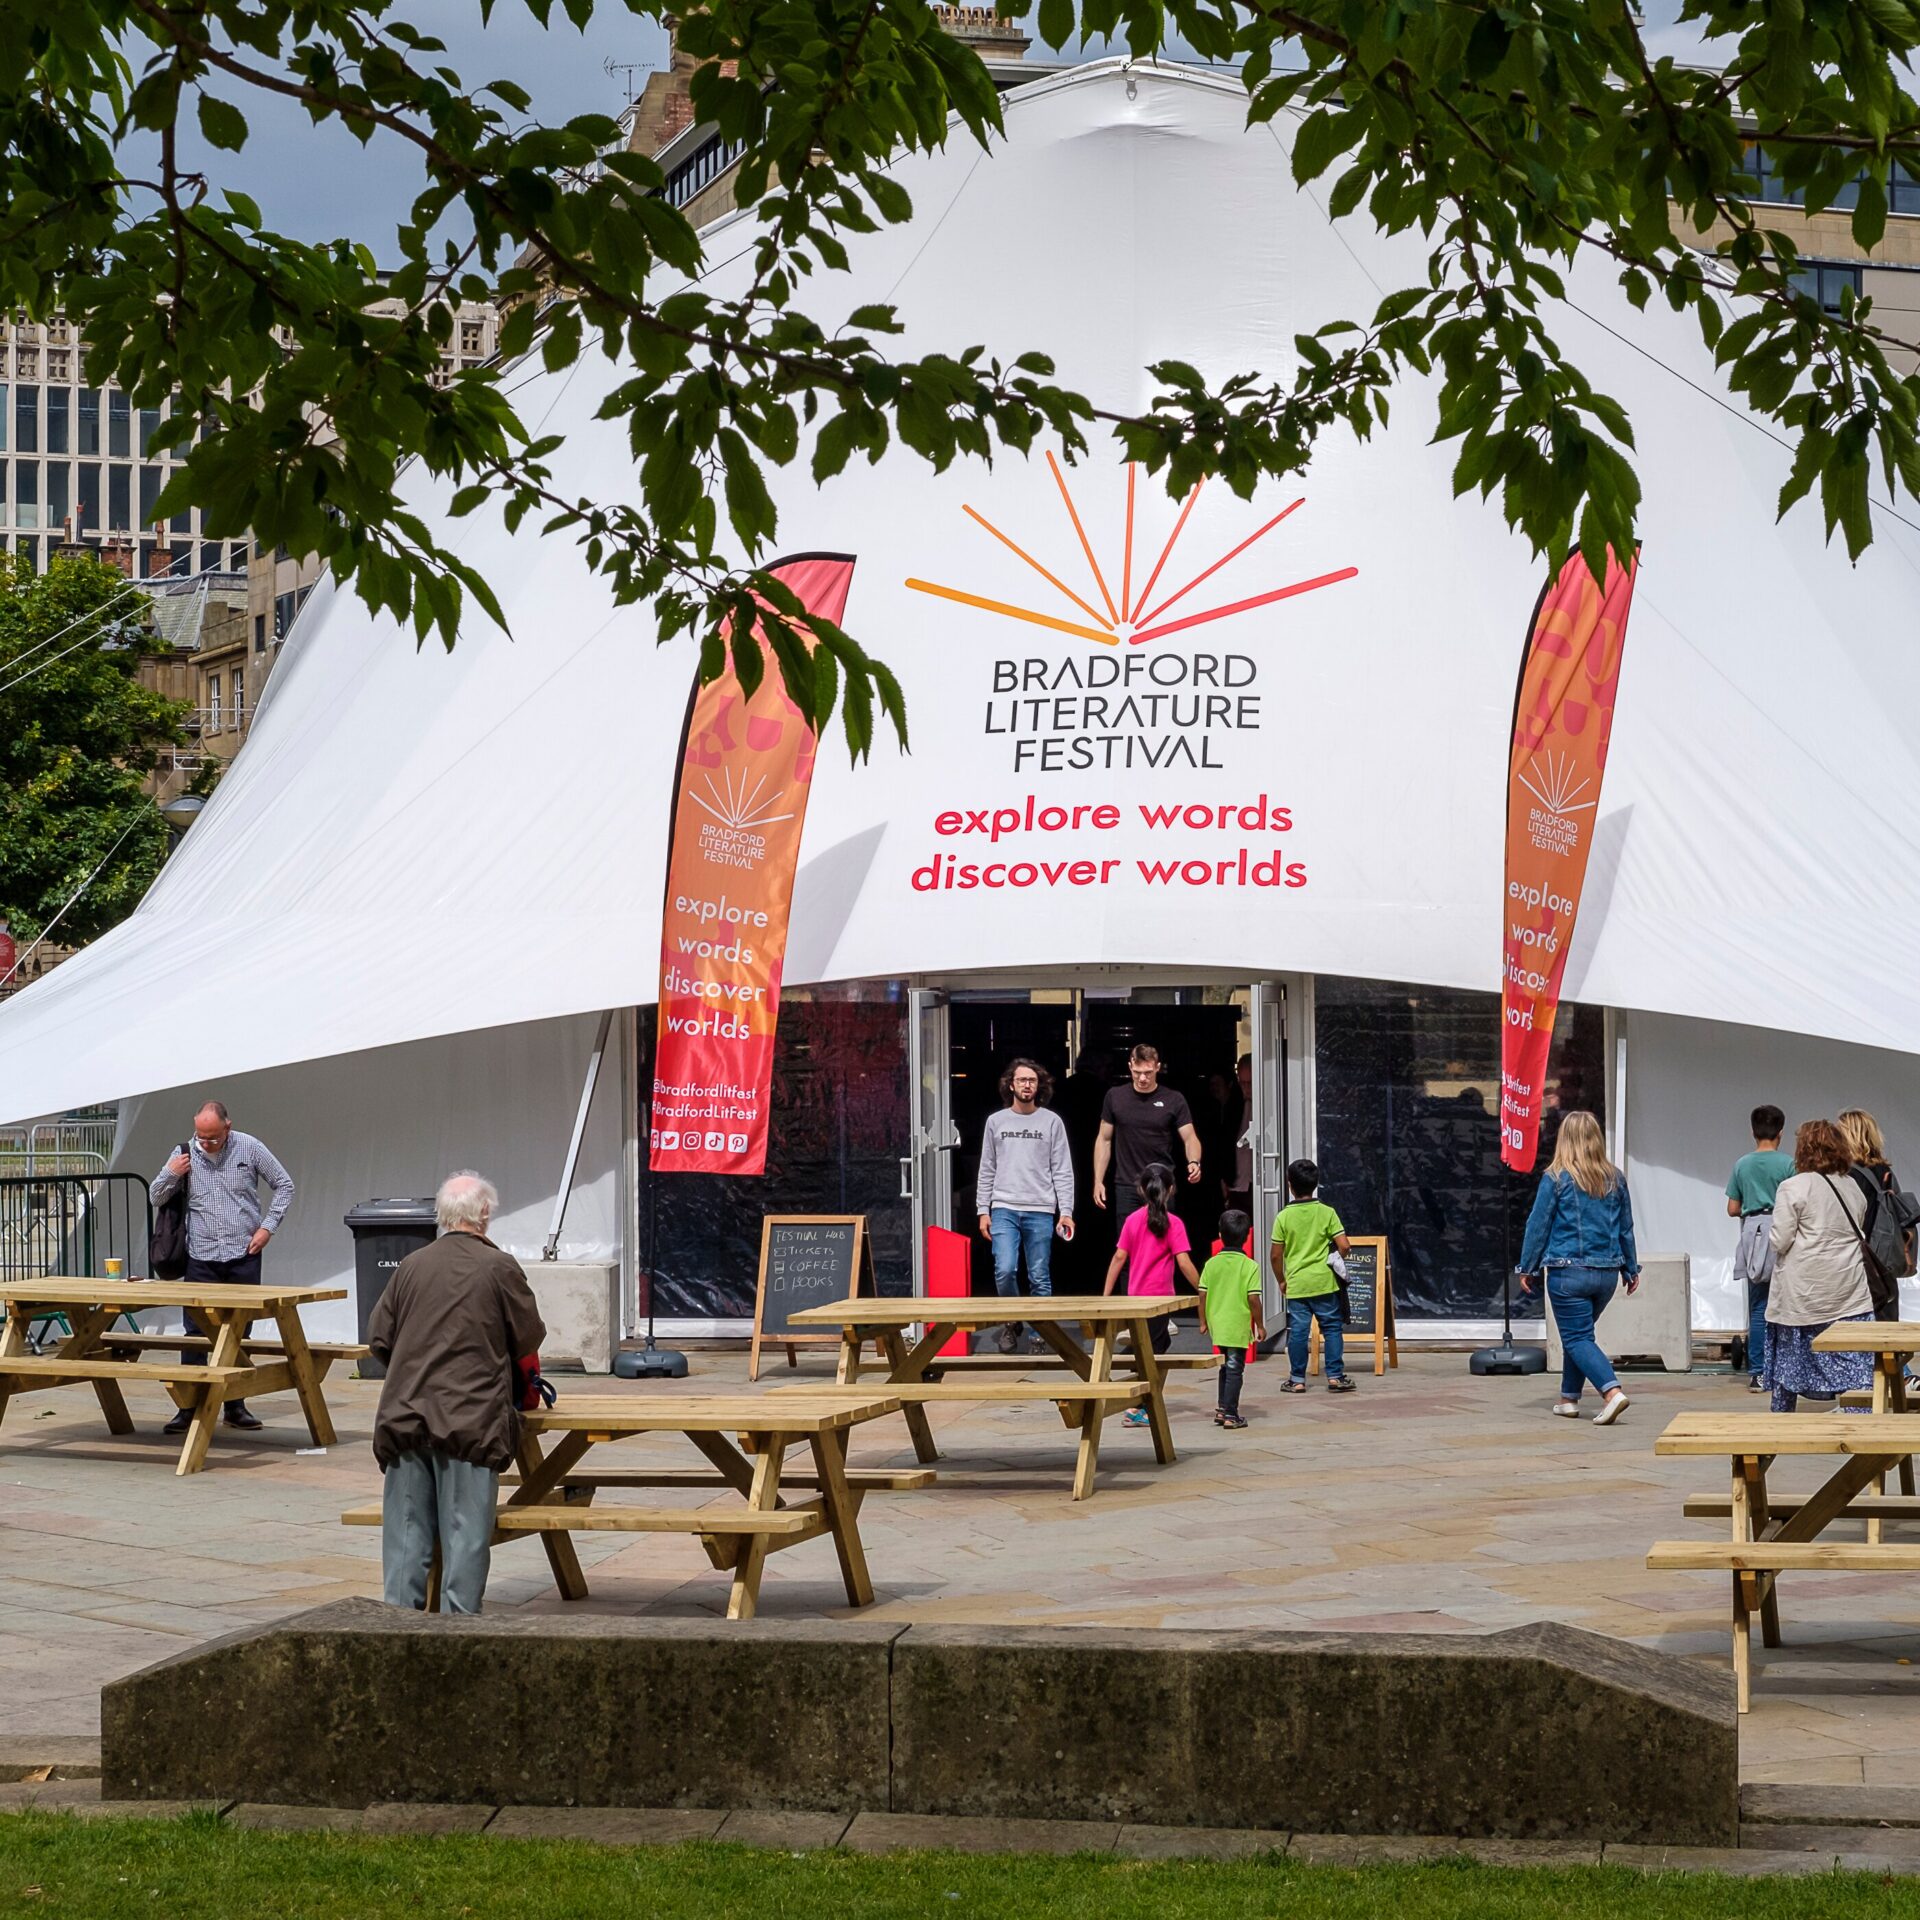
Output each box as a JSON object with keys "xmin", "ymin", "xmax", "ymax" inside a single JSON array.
[
  {"xmin": 1311, "ymin": 1235, "xmax": 1399, "ymax": 1377},
  {"xmin": 750, "ymin": 1214, "xmax": 874, "ymax": 1379}
]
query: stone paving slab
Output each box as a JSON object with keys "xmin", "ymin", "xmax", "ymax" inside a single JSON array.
[
  {"xmin": 1114, "ymin": 1823, "xmax": 1286, "ymax": 1860},
  {"xmin": 487, "ymin": 1807, "xmax": 726, "ymax": 1844},
  {"xmin": 1744, "ymin": 1783, "xmax": 1920, "ymax": 1828},
  {"xmin": 0, "ymin": 1779, "xmax": 221, "ymax": 1819},
  {"xmin": 1746, "ymin": 1822, "xmax": 1920, "ymax": 1860},
  {"xmin": 1606, "ymin": 1844, "xmax": 1859, "ymax": 1876},
  {"xmin": 714, "ymin": 1810, "xmax": 854, "ymax": 1849},
  {"xmin": 5, "ymin": 1352, "xmax": 1920, "ymax": 1789},
  {"xmin": 841, "ymin": 1812, "xmax": 1123, "ymax": 1855}
]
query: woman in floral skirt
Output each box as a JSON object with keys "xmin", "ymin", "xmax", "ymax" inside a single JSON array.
[{"xmin": 1765, "ymin": 1118, "xmax": 1875, "ymax": 1412}]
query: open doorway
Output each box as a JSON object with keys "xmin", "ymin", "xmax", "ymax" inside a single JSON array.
[{"xmin": 944, "ymin": 991, "xmax": 1255, "ymax": 1301}]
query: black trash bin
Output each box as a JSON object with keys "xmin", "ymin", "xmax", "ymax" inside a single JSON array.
[{"xmin": 344, "ymin": 1198, "xmax": 438, "ymax": 1376}]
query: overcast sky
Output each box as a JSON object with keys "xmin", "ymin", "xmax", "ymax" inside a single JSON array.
[{"xmin": 133, "ymin": 0, "xmax": 1711, "ymax": 254}]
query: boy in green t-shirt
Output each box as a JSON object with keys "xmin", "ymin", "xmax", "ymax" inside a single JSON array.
[
  {"xmin": 1271, "ymin": 1158, "xmax": 1353, "ymax": 1393},
  {"xmin": 1197, "ymin": 1208, "xmax": 1265, "ymax": 1429},
  {"xmin": 1727, "ymin": 1103, "xmax": 1794, "ymax": 1394}
]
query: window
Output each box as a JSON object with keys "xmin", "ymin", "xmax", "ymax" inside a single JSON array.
[
  {"xmin": 198, "ymin": 542, "xmax": 220, "ymax": 575},
  {"xmin": 15, "ymin": 461, "xmax": 37, "ymax": 529},
  {"xmin": 231, "ymin": 668, "xmax": 245, "ymax": 729},
  {"xmin": 76, "ymin": 462, "xmax": 99, "ymax": 532},
  {"xmin": 107, "ymin": 465, "xmax": 129, "ymax": 529},
  {"xmin": 45, "ymin": 386, "xmax": 67, "ymax": 455},
  {"xmin": 138, "ymin": 406, "xmax": 160, "ymax": 456},
  {"xmin": 77, "ymin": 388, "xmax": 98, "ymax": 455},
  {"xmin": 460, "ymin": 320, "xmax": 484, "ymax": 355},
  {"xmin": 14, "ymin": 386, "xmax": 36, "ymax": 454},
  {"xmin": 0, "ymin": 380, "xmax": 7, "ymax": 452},
  {"xmin": 48, "ymin": 352, "xmax": 68, "ymax": 384},
  {"xmin": 15, "ymin": 348, "xmax": 35, "ymax": 380},
  {"xmin": 139, "ymin": 464, "xmax": 161, "ymax": 526},
  {"xmin": 274, "ymin": 584, "xmax": 313, "ymax": 637},
  {"xmin": 47, "ymin": 462, "xmax": 68, "ymax": 532},
  {"xmin": 0, "ymin": 459, "xmax": 7, "ymax": 522},
  {"xmin": 1313, "ymin": 976, "xmax": 1607, "ymax": 1317},
  {"xmin": 253, "ymin": 613, "xmax": 267, "ymax": 653},
  {"xmin": 208, "ymin": 678, "xmax": 221, "ymax": 734},
  {"xmin": 171, "ymin": 502, "xmax": 190, "ymax": 536},
  {"xmin": 108, "ymin": 390, "xmax": 129, "ymax": 457},
  {"xmin": 1792, "ymin": 262, "xmax": 1864, "ymax": 313}
]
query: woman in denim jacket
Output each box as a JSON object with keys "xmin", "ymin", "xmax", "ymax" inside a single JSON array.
[{"xmin": 1518, "ymin": 1110, "xmax": 1639, "ymax": 1426}]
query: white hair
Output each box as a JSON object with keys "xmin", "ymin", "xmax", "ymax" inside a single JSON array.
[{"xmin": 436, "ymin": 1171, "xmax": 498, "ymax": 1233}]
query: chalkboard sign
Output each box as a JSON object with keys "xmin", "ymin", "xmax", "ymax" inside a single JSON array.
[
  {"xmin": 750, "ymin": 1214, "xmax": 874, "ymax": 1378},
  {"xmin": 1312, "ymin": 1235, "xmax": 1399, "ymax": 1377}
]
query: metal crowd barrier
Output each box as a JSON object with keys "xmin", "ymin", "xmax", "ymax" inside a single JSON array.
[{"xmin": 0, "ymin": 1173, "xmax": 155, "ymax": 1290}]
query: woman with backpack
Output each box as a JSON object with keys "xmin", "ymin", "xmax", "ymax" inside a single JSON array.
[
  {"xmin": 1517, "ymin": 1110, "xmax": 1639, "ymax": 1426},
  {"xmin": 1765, "ymin": 1118, "xmax": 1875, "ymax": 1412},
  {"xmin": 1840, "ymin": 1109, "xmax": 1915, "ymax": 1305}
]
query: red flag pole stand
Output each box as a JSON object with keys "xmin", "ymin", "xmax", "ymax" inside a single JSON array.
[{"xmin": 1470, "ymin": 1169, "xmax": 1547, "ymax": 1376}]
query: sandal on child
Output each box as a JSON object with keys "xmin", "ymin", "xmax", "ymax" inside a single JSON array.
[
  {"xmin": 1122, "ymin": 1407, "xmax": 1152, "ymax": 1427},
  {"xmin": 1282, "ymin": 1379, "xmax": 1309, "ymax": 1394},
  {"xmin": 1220, "ymin": 1413, "xmax": 1248, "ymax": 1430},
  {"xmin": 1326, "ymin": 1376, "xmax": 1356, "ymax": 1393}
]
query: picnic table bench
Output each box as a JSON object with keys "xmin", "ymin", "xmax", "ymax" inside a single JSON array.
[
  {"xmin": 782, "ymin": 1295, "xmax": 1211, "ymax": 1500},
  {"xmin": 343, "ymin": 1389, "xmax": 913, "ymax": 1620},
  {"xmin": 0, "ymin": 1279, "xmax": 357, "ymax": 1475},
  {"xmin": 1648, "ymin": 1410, "xmax": 1920, "ymax": 1710}
]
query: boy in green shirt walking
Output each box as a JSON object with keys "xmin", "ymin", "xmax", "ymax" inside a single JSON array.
[
  {"xmin": 1272, "ymin": 1158, "xmax": 1354, "ymax": 1393},
  {"xmin": 1197, "ymin": 1208, "xmax": 1264, "ymax": 1429}
]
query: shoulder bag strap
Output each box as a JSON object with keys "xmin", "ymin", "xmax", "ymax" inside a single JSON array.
[{"xmin": 1820, "ymin": 1172, "xmax": 1881, "ymax": 1275}]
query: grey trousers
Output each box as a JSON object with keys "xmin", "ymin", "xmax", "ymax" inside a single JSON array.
[{"xmin": 381, "ymin": 1449, "xmax": 499, "ymax": 1615}]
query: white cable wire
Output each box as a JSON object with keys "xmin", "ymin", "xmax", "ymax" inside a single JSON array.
[{"xmin": 0, "ymin": 803, "xmax": 156, "ymax": 990}]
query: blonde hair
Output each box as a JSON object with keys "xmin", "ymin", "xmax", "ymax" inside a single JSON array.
[
  {"xmin": 1545, "ymin": 1110, "xmax": 1618, "ymax": 1197},
  {"xmin": 1838, "ymin": 1109, "xmax": 1887, "ymax": 1168}
]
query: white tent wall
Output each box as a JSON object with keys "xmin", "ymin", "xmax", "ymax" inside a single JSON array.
[
  {"xmin": 112, "ymin": 1012, "xmax": 626, "ymax": 1345},
  {"xmin": 1624, "ymin": 1007, "xmax": 1920, "ymax": 1331}
]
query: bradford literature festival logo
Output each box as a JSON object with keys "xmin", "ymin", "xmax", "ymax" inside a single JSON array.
[{"xmin": 905, "ymin": 452, "xmax": 1357, "ymax": 649}]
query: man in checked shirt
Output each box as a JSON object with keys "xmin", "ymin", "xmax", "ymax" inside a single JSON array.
[{"xmin": 150, "ymin": 1100, "xmax": 296, "ymax": 1435}]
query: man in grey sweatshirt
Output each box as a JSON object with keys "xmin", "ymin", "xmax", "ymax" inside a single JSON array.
[{"xmin": 976, "ymin": 1058, "xmax": 1075, "ymax": 1355}]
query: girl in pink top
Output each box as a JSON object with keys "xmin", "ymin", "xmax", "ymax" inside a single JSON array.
[{"xmin": 1104, "ymin": 1164, "xmax": 1202, "ymax": 1419}]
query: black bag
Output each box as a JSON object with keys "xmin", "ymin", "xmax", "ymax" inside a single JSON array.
[
  {"xmin": 149, "ymin": 1143, "xmax": 190, "ymax": 1280},
  {"xmin": 1822, "ymin": 1172, "xmax": 1900, "ymax": 1321}
]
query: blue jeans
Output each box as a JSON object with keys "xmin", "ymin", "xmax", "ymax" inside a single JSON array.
[
  {"xmin": 990, "ymin": 1208, "xmax": 1055, "ymax": 1330},
  {"xmin": 1549, "ymin": 1265, "xmax": 1620, "ymax": 1400},
  {"xmin": 1747, "ymin": 1282, "xmax": 1769, "ymax": 1380},
  {"xmin": 1287, "ymin": 1293, "xmax": 1344, "ymax": 1381}
]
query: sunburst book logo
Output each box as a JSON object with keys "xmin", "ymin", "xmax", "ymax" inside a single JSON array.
[
  {"xmin": 1515, "ymin": 751, "xmax": 1596, "ymax": 820},
  {"xmin": 906, "ymin": 452, "xmax": 1357, "ymax": 646}
]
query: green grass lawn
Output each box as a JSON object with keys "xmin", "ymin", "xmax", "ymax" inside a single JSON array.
[{"xmin": 3, "ymin": 1811, "xmax": 1920, "ymax": 1919}]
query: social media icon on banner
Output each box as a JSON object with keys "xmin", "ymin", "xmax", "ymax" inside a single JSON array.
[
  {"xmin": 659, "ymin": 1131, "xmax": 681, "ymax": 1152},
  {"xmin": 649, "ymin": 1129, "xmax": 659, "ymax": 1150},
  {"xmin": 704, "ymin": 1130, "xmax": 727, "ymax": 1151},
  {"xmin": 728, "ymin": 1133, "xmax": 749, "ymax": 1153}
]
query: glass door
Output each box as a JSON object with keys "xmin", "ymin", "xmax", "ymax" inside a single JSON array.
[
  {"xmin": 905, "ymin": 987, "xmax": 956, "ymax": 1291},
  {"xmin": 1249, "ymin": 979, "xmax": 1288, "ymax": 1317}
]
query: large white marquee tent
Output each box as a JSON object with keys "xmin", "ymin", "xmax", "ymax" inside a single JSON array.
[{"xmin": 5, "ymin": 61, "xmax": 1920, "ymax": 1339}]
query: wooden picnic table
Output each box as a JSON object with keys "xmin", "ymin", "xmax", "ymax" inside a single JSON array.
[
  {"xmin": 0, "ymin": 1278, "xmax": 358, "ymax": 1475},
  {"xmin": 1648, "ymin": 1411, "xmax": 1920, "ymax": 1711},
  {"xmin": 783, "ymin": 1295, "xmax": 1211, "ymax": 1501},
  {"xmin": 344, "ymin": 1389, "xmax": 918, "ymax": 1620},
  {"xmin": 1815, "ymin": 1321, "xmax": 1920, "ymax": 1539}
]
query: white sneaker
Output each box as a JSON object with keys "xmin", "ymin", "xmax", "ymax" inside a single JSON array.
[
  {"xmin": 1551, "ymin": 1401, "xmax": 1580, "ymax": 1419},
  {"xmin": 1593, "ymin": 1389, "xmax": 1630, "ymax": 1426}
]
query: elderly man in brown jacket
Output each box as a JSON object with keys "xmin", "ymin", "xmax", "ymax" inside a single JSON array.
[{"xmin": 368, "ymin": 1171, "xmax": 545, "ymax": 1614}]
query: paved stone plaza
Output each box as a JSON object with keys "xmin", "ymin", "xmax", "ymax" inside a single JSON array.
[{"xmin": 3, "ymin": 1350, "xmax": 1918, "ymax": 1783}]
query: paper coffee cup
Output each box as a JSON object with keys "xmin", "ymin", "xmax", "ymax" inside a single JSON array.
[{"xmin": 104, "ymin": 1258, "xmax": 125, "ymax": 1277}]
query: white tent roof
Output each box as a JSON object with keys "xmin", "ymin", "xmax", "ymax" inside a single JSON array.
[{"xmin": 7, "ymin": 58, "xmax": 1920, "ymax": 1122}]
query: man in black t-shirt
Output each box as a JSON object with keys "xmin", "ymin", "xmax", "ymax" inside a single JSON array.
[{"xmin": 1093, "ymin": 1044, "xmax": 1204, "ymax": 1213}]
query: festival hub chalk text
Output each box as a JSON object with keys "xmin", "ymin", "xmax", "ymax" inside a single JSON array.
[{"xmin": 911, "ymin": 793, "xmax": 1307, "ymax": 893}]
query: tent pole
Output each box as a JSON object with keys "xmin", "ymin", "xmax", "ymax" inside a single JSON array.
[{"xmin": 543, "ymin": 1009, "xmax": 613, "ymax": 1261}]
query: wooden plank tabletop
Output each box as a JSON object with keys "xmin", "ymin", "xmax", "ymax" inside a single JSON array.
[
  {"xmin": 524, "ymin": 1393, "xmax": 904, "ymax": 1435},
  {"xmin": 0, "ymin": 1280, "xmax": 346, "ymax": 1310},
  {"xmin": 1656, "ymin": 1412, "xmax": 1920, "ymax": 1456},
  {"xmin": 787, "ymin": 1294, "xmax": 1202, "ymax": 1327},
  {"xmin": 1813, "ymin": 1323, "xmax": 1920, "ymax": 1351}
]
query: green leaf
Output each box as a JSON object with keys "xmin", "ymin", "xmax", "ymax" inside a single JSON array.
[{"xmin": 197, "ymin": 96, "xmax": 249, "ymax": 152}]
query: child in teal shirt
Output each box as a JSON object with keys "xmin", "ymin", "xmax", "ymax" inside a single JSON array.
[{"xmin": 1197, "ymin": 1208, "xmax": 1264, "ymax": 1428}]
